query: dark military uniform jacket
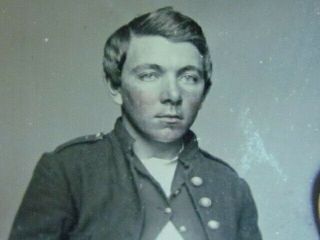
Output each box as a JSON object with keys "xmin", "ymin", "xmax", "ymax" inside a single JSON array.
[{"xmin": 9, "ymin": 119, "xmax": 262, "ymax": 240}]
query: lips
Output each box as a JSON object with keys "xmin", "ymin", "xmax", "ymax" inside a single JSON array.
[{"xmin": 156, "ymin": 114, "xmax": 183, "ymax": 123}]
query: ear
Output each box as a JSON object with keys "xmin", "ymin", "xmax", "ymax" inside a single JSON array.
[{"xmin": 107, "ymin": 81, "xmax": 123, "ymax": 105}]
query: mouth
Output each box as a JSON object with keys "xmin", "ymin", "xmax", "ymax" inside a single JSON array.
[{"xmin": 156, "ymin": 114, "xmax": 183, "ymax": 123}]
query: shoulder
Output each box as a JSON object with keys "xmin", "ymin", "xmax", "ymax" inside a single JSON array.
[
  {"xmin": 195, "ymin": 149, "xmax": 248, "ymax": 187},
  {"xmin": 35, "ymin": 131, "xmax": 116, "ymax": 177},
  {"xmin": 38, "ymin": 131, "xmax": 115, "ymax": 169},
  {"xmin": 196, "ymin": 150, "xmax": 253, "ymax": 197},
  {"xmin": 53, "ymin": 132, "xmax": 106, "ymax": 153},
  {"xmin": 199, "ymin": 149, "xmax": 237, "ymax": 174}
]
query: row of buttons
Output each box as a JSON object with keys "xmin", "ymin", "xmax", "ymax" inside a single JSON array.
[
  {"xmin": 162, "ymin": 208, "xmax": 188, "ymax": 234},
  {"xmin": 190, "ymin": 176, "xmax": 220, "ymax": 230},
  {"xmin": 177, "ymin": 220, "xmax": 219, "ymax": 232},
  {"xmin": 162, "ymin": 175, "xmax": 220, "ymax": 233},
  {"xmin": 178, "ymin": 220, "xmax": 219, "ymax": 232}
]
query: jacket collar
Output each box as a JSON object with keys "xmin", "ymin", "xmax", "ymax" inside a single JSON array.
[{"xmin": 113, "ymin": 117, "xmax": 200, "ymax": 168}]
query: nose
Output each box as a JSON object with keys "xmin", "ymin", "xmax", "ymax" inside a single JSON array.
[{"xmin": 160, "ymin": 74, "xmax": 182, "ymax": 105}]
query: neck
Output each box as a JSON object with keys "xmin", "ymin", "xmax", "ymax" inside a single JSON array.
[
  {"xmin": 122, "ymin": 118, "xmax": 183, "ymax": 160},
  {"xmin": 134, "ymin": 137, "xmax": 183, "ymax": 160}
]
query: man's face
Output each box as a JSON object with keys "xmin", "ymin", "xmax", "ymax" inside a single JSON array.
[{"xmin": 114, "ymin": 35, "xmax": 205, "ymax": 143}]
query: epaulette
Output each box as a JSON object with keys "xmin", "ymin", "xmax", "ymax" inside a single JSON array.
[
  {"xmin": 200, "ymin": 149, "xmax": 236, "ymax": 173},
  {"xmin": 54, "ymin": 132, "xmax": 105, "ymax": 153}
]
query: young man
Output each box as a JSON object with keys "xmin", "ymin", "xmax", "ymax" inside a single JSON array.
[{"xmin": 10, "ymin": 7, "xmax": 262, "ymax": 240}]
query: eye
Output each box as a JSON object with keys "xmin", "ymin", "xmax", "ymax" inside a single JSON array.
[
  {"xmin": 137, "ymin": 72, "xmax": 160, "ymax": 82},
  {"xmin": 179, "ymin": 73, "xmax": 202, "ymax": 84}
]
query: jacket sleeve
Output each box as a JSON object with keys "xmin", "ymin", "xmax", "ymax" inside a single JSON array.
[
  {"xmin": 238, "ymin": 178, "xmax": 262, "ymax": 240},
  {"xmin": 9, "ymin": 153, "xmax": 75, "ymax": 240}
]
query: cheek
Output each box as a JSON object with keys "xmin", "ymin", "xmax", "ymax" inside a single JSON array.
[
  {"xmin": 122, "ymin": 88, "xmax": 157, "ymax": 111},
  {"xmin": 185, "ymin": 94, "xmax": 204, "ymax": 110}
]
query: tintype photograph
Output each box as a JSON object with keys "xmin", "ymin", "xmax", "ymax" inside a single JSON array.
[{"xmin": 1, "ymin": 1, "xmax": 319, "ymax": 240}]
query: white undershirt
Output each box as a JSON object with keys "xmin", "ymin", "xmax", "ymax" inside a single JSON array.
[
  {"xmin": 140, "ymin": 156, "xmax": 177, "ymax": 197},
  {"xmin": 140, "ymin": 156, "xmax": 184, "ymax": 240}
]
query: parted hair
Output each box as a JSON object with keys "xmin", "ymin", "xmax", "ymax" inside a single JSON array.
[{"xmin": 103, "ymin": 7, "xmax": 212, "ymax": 96}]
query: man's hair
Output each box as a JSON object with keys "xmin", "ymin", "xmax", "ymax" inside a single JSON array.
[{"xmin": 103, "ymin": 7, "xmax": 212, "ymax": 96}]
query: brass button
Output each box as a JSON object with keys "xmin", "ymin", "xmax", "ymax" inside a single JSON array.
[
  {"xmin": 174, "ymin": 189, "xmax": 180, "ymax": 196},
  {"xmin": 208, "ymin": 220, "xmax": 220, "ymax": 230},
  {"xmin": 164, "ymin": 207, "xmax": 172, "ymax": 214},
  {"xmin": 179, "ymin": 225, "xmax": 187, "ymax": 232},
  {"xmin": 95, "ymin": 132, "xmax": 103, "ymax": 138},
  {"xmin": 199, "ymin": 197, "xmax": 212, "ymax": 207},
  {"xmin": 191, "ymin": 176, "xmax": 203, "ymax": 186}
]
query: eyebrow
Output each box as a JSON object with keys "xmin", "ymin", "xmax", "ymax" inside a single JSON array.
[
  {"xmin": 177, "ymin": 66, "xmax": 204, "ymax": 77},
  {"xmin": 130, "ymin": 64, "xmax": 164, "ymax": 74},
  {"xmin": 130, "ymin": 64, "xmax": 204, "ymax": 77}
]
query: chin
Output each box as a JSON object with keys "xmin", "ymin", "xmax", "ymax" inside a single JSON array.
[{"xmin": 149, "ymin": 129, "xmax": 186, "ymax": 143}]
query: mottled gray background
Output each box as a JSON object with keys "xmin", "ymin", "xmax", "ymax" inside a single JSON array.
[{"xmin": 1, "ymin": 0, "xmax": 319, "ymax": 239}]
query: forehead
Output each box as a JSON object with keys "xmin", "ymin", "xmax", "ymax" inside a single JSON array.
[{"xmin": 123, "ymin": 35, "xmax": 203, "ymax": 71}]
